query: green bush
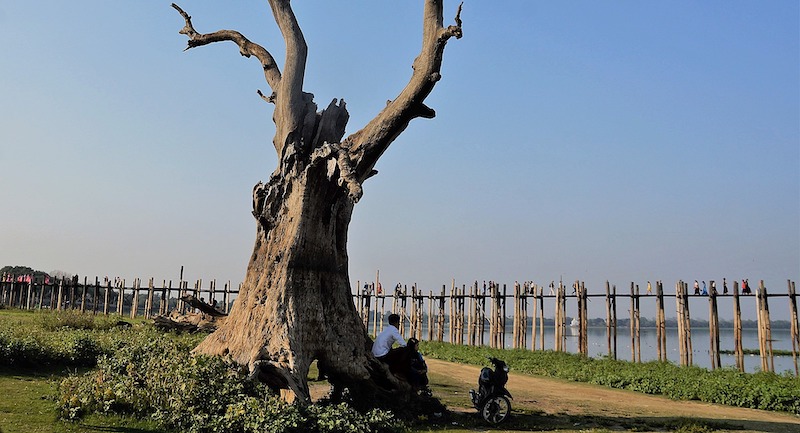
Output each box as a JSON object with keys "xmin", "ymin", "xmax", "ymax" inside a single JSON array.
[
  {"xmin": 57, "ymin": 326, "xmax": 404, "ymax": 433},
  {"xmin": 0, "ymin": 310, "xmax": 114, "ymax": 367},
  {"xmin": 36, "ymin": 310, "xmax": 115, "ymax": 331},
  {"xmin": 0, "ymin": 321, "xmax": 111, "ymax": 367},
  {"xmin": 0, "ymin": 328, "xmax": 101, "ymax": 367}
]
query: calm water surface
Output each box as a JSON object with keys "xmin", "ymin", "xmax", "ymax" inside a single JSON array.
[{"xmin": 414, "ymin": 323, "xmax": 797, "ymax": 374}]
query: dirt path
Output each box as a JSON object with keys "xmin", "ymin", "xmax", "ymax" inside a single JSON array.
[{"xmin": 425, "ymin": 359, "xmax": 800, "ymax": 433}]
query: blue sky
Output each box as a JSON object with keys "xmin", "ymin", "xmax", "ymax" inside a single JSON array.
[{"xmin": 1, "ymin": 1, "xmax": 797, "ymax": 319}]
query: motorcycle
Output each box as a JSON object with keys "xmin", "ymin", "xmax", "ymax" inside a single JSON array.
[{"xmin": 469, "ymin": 357, "xmax": 512, "ymax": 424}]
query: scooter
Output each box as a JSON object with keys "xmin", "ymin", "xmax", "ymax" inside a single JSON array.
[{"xmin": 469, "ymin": 357, "xmax": 512, "ymax": 424}]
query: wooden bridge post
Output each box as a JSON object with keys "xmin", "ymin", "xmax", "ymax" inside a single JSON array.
[
  {"xmin": 467, "ymin": 283, "xmax": 474, "ymax": 345},
  {"xmin": 25, "ymin": 280, "xmax": 33, "ymax": 311},
  {"xmin": 629, "ymin": 283, "xmax": 636, "ymax": 362},
  {"xmin": 363, "ymin": 281, "xmax": 369, "ymax": 331},
  {"xmin": 417, "ymin": 284, "xmax": 424, "ymax": 340},
  {"xmin": 0, "ymin": 280, "xmax": 6, "ymax": 307},
  {"xmin": 130, "ymin": 278, "xmax": 139, "ymax": 319},
  {"xmin": 409, "ymin": 285, "xmax": 417, "ymax": 340},
  {"xmin": 488, "ymin": 282, "xmax": 495, "ymax": 348},
  {"xmin": 684, "ymin": 281, "xmax": 694, "ymax": 366},
  {"xmin": 513, "ymin": 282, "xmax": 520, "ymax": 349},
  {"xmin": 479, "ymin": 282, "xmax": 486, "ymax": 346},
  {"xmin": 68, "ymin": 278, "xmax": 76, "ymax": 310},
  {"xmin": 554, "ymin": 282, "xmax": 561, "ymax": 351},
  {"xmin": 531, "ymin": 284, "xmax": 538, "ymax": 351},
  {"xmin": 437, "ymin": 286, "xmax": 446, "ymax": 342},
  {"xmin": 6, "ymin": 281, "xmax": 14, "ymax": 308},
  {"xmin": 80, "ymin": 276, "xmax": 88, "ymax": 313},
  {"xmin": 675, "ymin": 281, "xmax": 686, "ymax": 366},
  {"xmin": 656, "ymin": 281, "xmax": 666, "ymax": 361},
  {"xmin": 158, "ymin": 280, "xmax": 167, "ymax": 315},
  {"xmin": 116, "ymin": 280, "xmax": 124, "ymax": 316},
  {"xmin": 178, "ymin": 280, "xmax": 186, "ymax": 314},
  {"xmin": 501, "ymin": 284, "xmax": 508, "ymax": 348},
  {"xmin": 50, "ymin": 279, "xmax": 57, "ymax": 310},
  {"xmin": 611, "ymin": 284, "xmax": 618, "ymax": 359},
  {"xmin": 449, "ymin": 282, "xmax": 455, "ymax": 344},
  {"xmin": 635, "ymin": 284, "xmax": 641, "ymax": 362},
  {"xmin": 788, "ymin": 280, "xmax": 798, "ymax": 376},
  {"xmin": 756, "ymin": 281, "xmax": 774, "ymax": 372},
  {"xmin": 145, "ymin": 278, "xmax": 155, "ymax": 319},
  {"xmin": 194, "ymin": 279, "xmax": 201, "ymax": 311},
  {"xmin": 538, "ymin": 284, "xmax": 545, "ymax": 350},
  {"xmin": 605, "ymin": 282, "xmax": 612, "ymax": 357},
  {"xmin": 38, "ymin": 280, "xmax": 46, "ymax": 310},
  {"xmin": 733, "ymin": 280, "xmax": 744, "ymax": 371},
  {"xmin": 210, "ymin": 278, "xmax": 217, "ymax": 309},
  {"xmin": 12, "ymin": 281, "xmax": 19, "ymax": 309},
  {"xmin": 398, "ymin": 285, "xmax": 406, "ymax": 337},
  {"xmin": 427, "ymin": 290, "xmax": 434, "ymax": 341},
  {"xmin": 56, "ymin": 278, "xmax": 64, "ymax": 311},
  {"xmin": 103, "ymin": 279, "xmax": 111, "ymax": 315},
  {"xmin": 708, "ymin": 280, "xmax": 721, "ymax": 369},
  {"xmin": 459, "ymin": 284, "xmax": 467, "ymax": 345},
  {"xmin": 378, "ymin": 291, "xmax": 386, "ymax": 335},
  {"xmin": 92, "ymin": 277, "xmax": 100, "ymax": 314},
  {"xmin": 578, "ymin": 281, "xmax": 588, "ymax": 356},
  {"xmin": 521, "ymin": 282, "xmax": 528, "ymax": 350},
  {"xmin": 224, "ymin": 281, "xmax": 231, "ymax": 314}
]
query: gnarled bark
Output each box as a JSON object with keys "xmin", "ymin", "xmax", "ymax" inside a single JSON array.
[{"xmin": 172, "ymin": 1, "xmax": 462, "ymax": 404}]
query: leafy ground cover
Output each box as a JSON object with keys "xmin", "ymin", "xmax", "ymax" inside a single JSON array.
[
  {"xmin": 0, "ymin": 309, "xmax": 402, "ymax": 433},
  {"xmin": 2, "ymin": 308, "xmax": 798, "ymax": 433}
]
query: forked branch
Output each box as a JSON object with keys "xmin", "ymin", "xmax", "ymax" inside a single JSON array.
[
  {"xmin": 171, "ymin": 3, "xmax": 282, "ymax": 105},
  {"xmin": 345, "ymin": 0, "xmax": 463, "ymax": 182},
  {"xmin": 172, "ymin": 2, "xmax": 312, "ymax": 159}
]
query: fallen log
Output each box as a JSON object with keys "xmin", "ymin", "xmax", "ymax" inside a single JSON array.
[
  {"xmin": 179, "ymin": 294, "xmax": 228, "ymax": 317},
  {"xmin": 153, "ymin": 308, "xmax": 225, "ymax": 333}
]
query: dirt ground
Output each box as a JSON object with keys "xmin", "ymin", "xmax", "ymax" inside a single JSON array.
[{"xmin": 422, "ymin": 359, "xmax": 800, "ymax": 433}]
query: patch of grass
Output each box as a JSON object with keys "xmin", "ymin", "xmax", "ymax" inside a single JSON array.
[
  {"xmin": 0, "ymin": 309, "xmax": 148, "ymax": 368},
  {"xmin": 0, "ymin": 366, "xmax": 164, "ymax": 433},
  {"xmin": 36, "ymin": 310, "xmax": 121, "ymax": 331}
]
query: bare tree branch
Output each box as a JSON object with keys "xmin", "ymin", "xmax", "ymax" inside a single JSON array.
[
  {"xmin": 268, "ymin": 0, "xmax": 309, "ymax": 157},
  {"xmin": 344, "ymin": 0, "xmax": 463, "ymax": 182},
  {"xmin": 171, "ymin": 4, "xmax": 282, "ymax": 102}
]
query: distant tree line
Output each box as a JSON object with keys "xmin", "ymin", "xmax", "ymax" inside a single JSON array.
[{"xmin": 0, "ymin": 265, "xmax": 74, "ymax": 284}]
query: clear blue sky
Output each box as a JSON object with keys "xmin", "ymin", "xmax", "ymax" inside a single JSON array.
[{"xmin": 1, "ymin": 1, "xmax": 798, "ymax": 318}]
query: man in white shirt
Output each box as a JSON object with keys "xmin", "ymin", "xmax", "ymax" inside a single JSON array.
[{"xmin": 372, "ymin": 313, "xmax": 406, "ymax": 361}]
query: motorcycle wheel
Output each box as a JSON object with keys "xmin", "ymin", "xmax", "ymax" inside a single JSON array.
[{"xmin": 480, "ymin": 395, "xmax": 511, "ymax": 424}]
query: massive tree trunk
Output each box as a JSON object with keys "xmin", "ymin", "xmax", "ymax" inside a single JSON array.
[{"xmin": 171, "ymin": 1, "xmax": 462, "ymax": 404}]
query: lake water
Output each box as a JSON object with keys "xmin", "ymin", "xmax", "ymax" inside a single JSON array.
[{"xmin": 413, "ymin": 324, "xmax": 798, "ymax": 374}]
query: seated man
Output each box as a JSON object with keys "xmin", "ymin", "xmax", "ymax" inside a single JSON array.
[
  {"xmin": 372, "ymin": 313, "xmax": 406, "ymax": 363},
  {"xmin": 407, "ymin": 338, "xmax": 431, "ymax": 395}
]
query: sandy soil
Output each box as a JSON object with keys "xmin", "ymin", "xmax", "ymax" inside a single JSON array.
[{"xmin": 424, "ymin": 358, "xmax": 800, "ymax": 433}]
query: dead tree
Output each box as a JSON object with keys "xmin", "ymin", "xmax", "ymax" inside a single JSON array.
[{"xmin": 171, "ymin": 1, "xmax": 462, "ymax": 405}]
